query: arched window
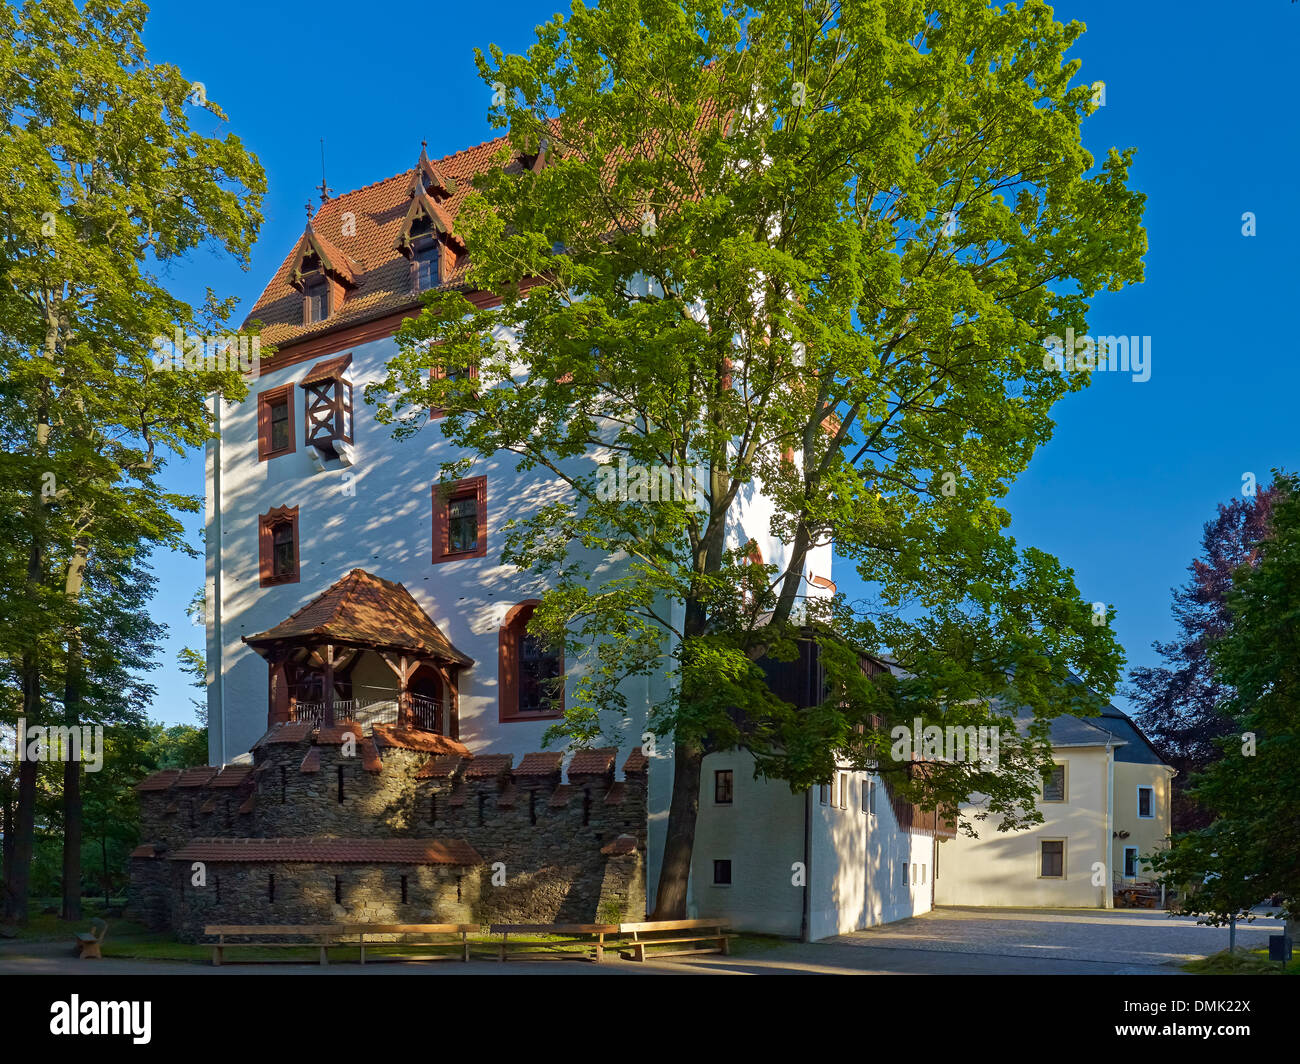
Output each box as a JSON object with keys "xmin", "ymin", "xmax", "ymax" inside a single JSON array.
[
  {"xmin": 258, "ymin": 506, "xmax": 299, "ymax": 586},
  {"xmin": 498, "ymin": 600, "xmax": 563, "ymax": 721}
]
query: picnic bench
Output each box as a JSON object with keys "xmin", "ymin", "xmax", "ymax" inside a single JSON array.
[
  {"xmin": 349, "ymin": 924, "xmax": 478, "ymax": 963},
  {"xmin": 206, "ymin": 925, "xmax": 339, "ymax": 966},
  {"xmin": 618, "ymin": 918, "xmax": 733, "ymax": 961},
  {"xmin": 205, "ymin": 923, "xmax": 479, "ymax": 965},
  {"xmin": 490, "ymin": 923, "xmax": 619, "ymax": 963},
  {"xmin": 75, "ymin": 918, "xmax": 109, "ymax": 960}
]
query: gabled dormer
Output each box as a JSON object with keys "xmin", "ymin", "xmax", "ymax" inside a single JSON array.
[
  {"xmin": 404, "ymin": 141, "xmax": 457, "ymax": 199},
  {"xmin": 395, "ymin": 145, "xmax": 466, "ymax": 294},
  {"xmin": 288, "ymin": 212, "xmax": 360, "ymax": 325}
]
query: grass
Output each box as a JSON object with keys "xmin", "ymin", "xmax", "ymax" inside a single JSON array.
[
  {"xmin": 1184, "ymin": 948, "xmax": 1300, "ymax": 975},
  {"xmin": 3, "ymin": 913, "xmax": 779, "ymax": 966}
]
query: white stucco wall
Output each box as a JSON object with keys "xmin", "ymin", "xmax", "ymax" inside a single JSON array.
[{"xmin": 934, "ymin": 745, "xmax": 1114, "ymax": 908}]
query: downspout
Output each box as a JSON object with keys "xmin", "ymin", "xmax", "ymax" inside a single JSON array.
[
  {"xmin": 800, "ymin": 787, "xmax": 811, "ymax": 942},
  {"xmin": 211, "ymin": 398, "xmax": 226, "ymax": 766},
  {"xmin": 1104, "ymin": 738, "xmax": 1115, "ymax": 909}
]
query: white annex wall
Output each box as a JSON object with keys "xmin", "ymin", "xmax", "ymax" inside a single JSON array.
[{"xmin": 934, "ymin": 745, "xmax": 1113, "ymax": 908}]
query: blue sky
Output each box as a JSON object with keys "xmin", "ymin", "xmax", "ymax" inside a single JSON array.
[{"xmin": 138, "ymin": 0, "xmax": 1298, "ymax": 725}]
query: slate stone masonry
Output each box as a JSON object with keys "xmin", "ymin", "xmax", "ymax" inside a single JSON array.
[{"xmin": 128, "ymin": 724, "xmax": 647, "ymax": 939}]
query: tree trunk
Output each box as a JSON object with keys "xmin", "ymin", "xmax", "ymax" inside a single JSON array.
[
  {"xmin": 650, "ymin": 740, "xmax": 704, "ymax": 919},
  {"xmin": 4, "ymin": 650, "xmax": 43, "ymax": 924},
  {"xmin": 61, "ymin": 561, "xmax": 87, "ymax": 922},
  {"xmin": 102, "ymin": 836, "xmax": 110, "ymax": 907},
  {"xmin": 1229, "ymin": 914, "xmax": 1237, "ymax": 953},
  {"xmin": 1, "ymin": 782, "xmax": 13, "ymax": 913}
]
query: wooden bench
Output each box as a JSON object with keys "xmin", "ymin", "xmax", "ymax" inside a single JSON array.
[
  {"xmin": 618, "ymin": 919, "xmax": 733, "ymax": 961},
  {"xmin": 342, "ymin": 923, "xmax": 478, "ymax": 963},
  {"xmin": 75, "ymin": 918, "xmax": 108, "ymax": 960},
  {"xmin": 206, "ymin": 925, "xmax": 340, "ymax": 966},
  {"xmin": 490, "ymin": 923, "xmax": 619, "ymax": 963}
]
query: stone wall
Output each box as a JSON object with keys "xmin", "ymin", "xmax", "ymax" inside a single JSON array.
[{"xmin": 128, "ymin": 725, "xmax": 647, "ymax": 936}]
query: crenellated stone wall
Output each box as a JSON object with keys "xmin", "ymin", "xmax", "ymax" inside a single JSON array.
[{"xmin": 128, "ymin": 723, "xmax": 647, "ymax": 938}]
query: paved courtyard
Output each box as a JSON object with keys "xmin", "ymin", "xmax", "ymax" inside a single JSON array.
[{"xmin": 2, "ymin": 906, "xmax": 1277, "ymax": 975}]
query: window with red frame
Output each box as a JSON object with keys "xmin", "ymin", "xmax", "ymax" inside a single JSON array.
[
  {"xmin": 259, "ymin": 506, "xmax": 300, "ymax": 586},
  {"xmin": 498, "ymin": 600, "xmax": 563, "ymax": 721},
  {"xmin": 257, "ymin": 384, "xmax": 295, "ymax": 461},
  {"xmin": 432, "ymin": 476, "xmax": 487, "ymax": 562}
]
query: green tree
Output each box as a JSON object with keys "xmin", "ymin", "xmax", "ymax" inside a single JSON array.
[
  {"xmin": 0, "ymin": 0, "xmax": 264, "ymax": 921},
  {"xmin": 369, "ymin": 0, "xmax": 1145, "ymax": 916},
  {"xmin": 1154, "ymin": 473, "xmax": 1300, "ymax": 941}
]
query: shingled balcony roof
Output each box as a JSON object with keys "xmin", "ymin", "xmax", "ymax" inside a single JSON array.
[
  {"xmin": 243, "ymin": 568, "xmax": 472, "ymax": 665},
  {"xmin": 168, "ymin": 838, "xmax": 483, "ymax": 866}
]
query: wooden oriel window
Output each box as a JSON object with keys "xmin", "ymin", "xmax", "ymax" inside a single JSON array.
[
  {"xmin": 498, "ymin": 600, "xmax": 563, "ymax": 722},
  {"xmin": 432, "ymin": 476, "xmax": 487, "ymax": 562},
  {"xmin": 258, "ymin": 505, "xmax": 300, "ymax": 586},
  {"xmin": 300, "ymin": 355, "xmax": 353, "ymax": 450},
  {"xmin": 257, "ymin": 384, "xmax": 296, "ymax": 461}
]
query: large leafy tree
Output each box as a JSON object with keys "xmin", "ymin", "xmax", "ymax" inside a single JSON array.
[
  {"xmin": 370, "ymin": 0, "xmax": 1146, "ymax": 916},
  {"xmin": 1127, "ymin": 485, "xmax": 1278, "ymax": 831},
  {"xmin": 1150, "ymin": 474, "xmax": 1299, "ymax": 939},
  {"xmin": 0, "ymin": 0, "xmax": 264, "ymax": 921}
]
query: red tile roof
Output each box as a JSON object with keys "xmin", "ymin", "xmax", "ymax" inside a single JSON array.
[
  {"xmin": 371, "ymin": 724, "xmax": 470, "ymax": 757},
  {"xmin": 169, "ymin": 837, "xmax": 482, "ymax": 866},
  {"xmin": 254, "ymin": 723, "xmax": 313, "ymax": 746},
  {"xmin": 315, "ymin": 724, "xmax": 363, "ymax": 746},
  {"xmin": 514, "ymin": 751, "xmax": 564, "ymax": 778},
  {"xmin": 567, "ymin": 747, "xmax": 616, "ymax": 778},
  {"xmin": 244, "ymin": 136, "xmax": 516, "ymax": 353},
  {"xmin": 129, "ymin": 844, "xmax": 161, "ymax": 859},
  {"xmin": 622, "ymin": 747, "xmax": 649, "ymax": 776},
  {"xmin": 359, "ymin": 737, "xmax": 383, "ymax": 774},
  {"xmin": 238, "ymin": 792, "xmax": 256, "ymax": 815},
  {"xmin": 299, "ymin": 748, "xmax": 321, "ymax": 774},
  {"xmin": 463, "ymin": 754, "xmax": 512, "ymax": 779},
  {"xmin": 211, "ymin": 765, "xmax": 254, "ymax": 789},
  {"xmin": 415, "ymin": 755, "xmax": 467, "ymax": 779},
  {"xmin": 175, "ymin": 768, "xmax": 217, "ymax": 788},
  {"xmin": 135, "ymin": 770, "xmax": 182, "ymax": 793},
  {"xmin": 243, "ymin": 568, "xmax": 473, "ymax": 665},
  {"xmin": 600, "ymin": 834, "xmax": 638, "ymax": 856},
  {"xmin": 603, "ymin": 782, "xmax": 627, "ymax": 806},
  {"xmin": 548, "ymin": 783, "xmax": 574, "ymax": 809}
]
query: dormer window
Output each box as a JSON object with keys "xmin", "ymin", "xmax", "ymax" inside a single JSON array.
[
  {"xmin": 415, "ymin": 244, "xmax": 440, "ymax": 291},
  {"xmin": 300, "ymin": 355, "xmax": 353, "ymax": 450},
  {"xmin": 304, "ymin": 277, "xmax": 330, "ymax": 324}
]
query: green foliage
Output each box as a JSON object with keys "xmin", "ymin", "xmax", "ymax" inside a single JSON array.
[
  {"xmin": 1153, "ymin": 473, "xmax": 1300, "ymax": 924},
  {"xmin": 367, "ymin": 0, "xmax": 1145, "ymax": 902}
]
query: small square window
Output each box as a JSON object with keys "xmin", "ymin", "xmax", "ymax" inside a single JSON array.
[
  {"xmin": 434, "ymin": 477, "xmax": 487, "ymax": 563},
  {"xmin": 1137, "ymin": 786, "xmax": 1154, "ymax": 819},
  {"xmin": 257, "ymin": 384, "xmax": 296, "ymax": 461},
  {"xmin": 1042, "ymin": 764, "xmax": 1066, "ymax": 802},
  {"xmin": 714, "ymin": 769, "xmax": 733, "ymax": 805},
  {"xmin": 712, "ymin": 859, "xmax": 732, "ymax": 886},
  {"xmin": 1040, "ymin": 840, "xmax": 1065, "ymax": 878}
]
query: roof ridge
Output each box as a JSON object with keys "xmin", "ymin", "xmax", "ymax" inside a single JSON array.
[{"xmin": 308, "ymin": 133, "xmax": 513, "ymax": 219}]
